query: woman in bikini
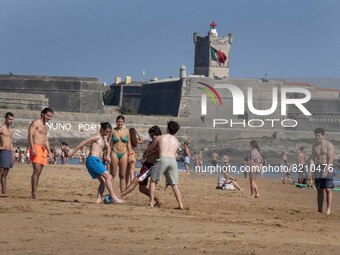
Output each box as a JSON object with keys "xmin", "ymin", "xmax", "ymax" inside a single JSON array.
[
  {"xmin": 126, "ymin": 128, "xmax": 144, "ymax": 186},
  {"xmin": 109, "ymin": 115, "xmax": 131, "ymax": 192}
]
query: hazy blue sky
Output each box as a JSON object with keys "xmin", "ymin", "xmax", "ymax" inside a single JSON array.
[{"xmin": 1, "ymin": 0, "xmax": 340, "ymax": 87}]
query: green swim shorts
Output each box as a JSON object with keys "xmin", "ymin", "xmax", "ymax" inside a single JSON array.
[{"xmin": 151, "ymin": 157, "xmax": 179, "ymax": 185}]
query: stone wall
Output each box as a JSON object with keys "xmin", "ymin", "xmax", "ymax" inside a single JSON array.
[
  {"xmin": 138, "ymin": 79, "xmax": 182, "ymax": 116},
  {"xmin": 0, "ymin": 92, "xmax": 48, "ymax": 111},
  {"xmin": 0, "ymin": 75, "xmax": 104, "ymax": 113}
]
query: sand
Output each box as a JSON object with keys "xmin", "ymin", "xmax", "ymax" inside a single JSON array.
[{"xmin": 0, "ymin": 164, "xmax": 339, "ymax": 255}]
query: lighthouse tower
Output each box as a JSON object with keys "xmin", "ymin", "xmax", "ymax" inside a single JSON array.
[{"xmin": 193, "ymin": 21, "xmax": 232, "ymax": 78}]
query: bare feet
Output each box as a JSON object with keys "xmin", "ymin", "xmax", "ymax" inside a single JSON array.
[
  {"xmin": 155, "ymin": 200, "xmax": 165, "ymax": 208},
  {"xmin": 111, "ymin": 196, "xmax": 123, "ymax": 204},
  {"xmin": 96, "ymin": 196, "xmax": 104, "ymax": 204},
  {"xmin": 32, "ymin": 192, "xmax": 38, "ymax": 199},
  {"xmin": 174, "ymin": 206, "xmax": 185, "ymax": 210}
]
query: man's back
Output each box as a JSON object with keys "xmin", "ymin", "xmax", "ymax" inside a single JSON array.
[{"xmin": 158, "ymin": 134, "xmax": 179, "ymax": 158}]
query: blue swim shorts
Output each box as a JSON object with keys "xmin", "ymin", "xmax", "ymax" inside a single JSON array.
[
  {"xmin": 0, "ymin": 150, "xmax": 14, "ymax": 169},
  {"xmin": 86, "ymin": 156, "xmax": 107, "ymax": 179},
  {"xmin": 315, "ymin": 178, "xmax": 334, "ymax": 189}
]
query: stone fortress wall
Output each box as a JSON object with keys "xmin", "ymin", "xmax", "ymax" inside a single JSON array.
[{"xmin": 0, "ymin": 75, "xmax": 104, "ymax": 113}]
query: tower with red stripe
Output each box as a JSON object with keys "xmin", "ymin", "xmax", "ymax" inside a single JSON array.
[{"xmin": 193, "ymin": 21, "xmax": 232, "ymax": 78}]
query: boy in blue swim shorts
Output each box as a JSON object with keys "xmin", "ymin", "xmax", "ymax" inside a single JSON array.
[{"xmin": 69, "ymin": 122, "xmax": 123, "ymax": 204}]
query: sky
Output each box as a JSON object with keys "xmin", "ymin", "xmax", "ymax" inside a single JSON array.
[{"xmin": 1, "ymin": 0, "xmax": 340, "ymax": 88}]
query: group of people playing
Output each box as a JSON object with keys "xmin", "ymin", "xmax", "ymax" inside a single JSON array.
[
  {"xmin": 0, "ymin": 109, "xmax": 184, "ymax": 209},
  {"xmin": 0, "ymin": 108, "xmax": 336, "ymax": 214}
]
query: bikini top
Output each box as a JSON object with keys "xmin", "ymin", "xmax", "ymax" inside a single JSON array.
[{"xmin": 112, "ymin": 128, "xmax": 128, "ymax": 144}]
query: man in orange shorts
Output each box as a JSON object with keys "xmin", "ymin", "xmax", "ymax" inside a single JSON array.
[{"xmin": 28, "ymin": 108, "xmax": 53, "ymax": 199}]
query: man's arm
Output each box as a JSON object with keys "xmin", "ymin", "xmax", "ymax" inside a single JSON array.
[
  {"xmin": 146, "ymin": 136, "xmax": 159, "ymax": 152},
  {"xmin": 45, "ymin": 137, "xmax": 52, "ymax": 159},
  {"xmin": 326, "ymin": 142, "xmax": 335, "ymax": 175},
  {"xmin": 0, "ymin": 126, "xmax": 4, "ymax": 150},
  {"xmin": 69, "ymin": 134, "xmax": 98, "ymax": 157},
  {"xmin": 137, "ymin": 134, "xmax": 144, "ymax": 145},
  {"xmin": 311, "ymin": 144, "xmax": 317, "ymax": 163},
  {"xmin": 10, "ymin": 129, "xmax": 14, "ymax": 150}
]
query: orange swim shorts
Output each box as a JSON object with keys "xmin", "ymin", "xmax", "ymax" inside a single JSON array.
[{"xmin": 30, "ymin": 145, "xmax": 48, "ymax": 166}]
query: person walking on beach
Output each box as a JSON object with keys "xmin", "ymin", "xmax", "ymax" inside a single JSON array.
[
  {"xmin": 69, "ymin": 122, "xmax": 122, "ymax": 204},
  {"xmin": 119, "ymin": 126, "xmax": 163, "ymax": 206},
  {"xmin": 312, "ymin": 128, "xmax": 334, "ymax": 215},
  {"xmin": 281, "ymin": 151, "xmax": 291, "ymax": 184},
  {"xmin": 183, "ymin": 142, "xmax": 191, "ymax": 175},
  {"xmin": 211, "ymin": 150, "xmax": 219, "ymax": 167},
  {"xmin": 222, "ymin": 154, "xmax": 230, "ymax": 167},
  {"xmin": 28, "ymin": 108, "xmax": 53, "ymax": 199},
  {"xmin": 61, "ymin": 142, "xmax": 70, "ymax": 164},
  {"xmin": 193, "ymin": 151, "xmax": 201, "ymax": 172},
  {"xmin": 149, "ymin": 121, "xmax": 184, "ymax": 209},
  {"xmin": 198, "ymin": 149, "xmax": 204, "ymax": 168},
  {"xmin": 247, "ymin": 140, "xmax": 262, "ymax": 198},
  {"xmin": 0, "ymin": 112, "xmax": 15, "ymax": 195},
  {"xmin": 297, "ymin": 146, "xmax": 306, "ymax": 184},
  {"xmin": 109, "ymin": 115, "xmax": 132, "ymax": 192}
]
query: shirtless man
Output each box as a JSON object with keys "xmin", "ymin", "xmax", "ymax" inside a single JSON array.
[
  {"xmin": 149, "ymin": 121, "xmax": 184, "ymax": 209},
  {"xmin": 222, "ymin": 154, "xmax": 230, "ymax": 166},
  {"xmin": 297, "ymin": 146, "xmax": 306, "ymax": 183},
  {"xmin": 28, "ymin": 108, "xmax": 53, "ymax": 199},
  {"xmin": 69, "ymin": 122, "xmax": 122, "ymax": 204},
  {"xmin": 312, "ymin": 128, "xmax": 335, "ymax": 215},
  {"xmin": 0, "ymin": 112, "xmax": 14, "ymax": 195},
  {"xmin": 193, "ymin": 151, "xmax": 200, "ymax": 172},
  {"xmin": 211, "ymin": 150, "xmax": 219, "ymax": 167}
]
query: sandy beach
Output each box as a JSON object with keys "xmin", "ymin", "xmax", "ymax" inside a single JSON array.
[{"xmin": 0, "ymin": 164, "xmax": 339, "ymax": 255}]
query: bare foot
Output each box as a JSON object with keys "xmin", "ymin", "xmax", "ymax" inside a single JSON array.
[
  {"xmin": 240, "ymin": 188, "xmax": 244, "ymax": 192},
  {"xmin": 96, "ymin": 197, "xmax": 104, "ymax": 204},
  {"xmin": 150, "ymin": 201, "xmax": 155, "ymax": 208},
  {"xmin": 174, "ymin": 206, "xmax": 185, "ymax": 210},
  {"xmin": 32, "ymin": 192, "xmax": 38, "ymax": 199},
  {"xmin": 325, "ymin": 209, "xmax": 331, "ymax": 215},
  {"xmin": 254, "ymin": 194, "xmax": 260, "ymax": 198},
  {"xmin": 155, "ymin": 200, "xmax": 165, "ymax": 208},
  {"xmin": 111, "ymin": 196, "xmax": 123, "ymax": 204}
]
